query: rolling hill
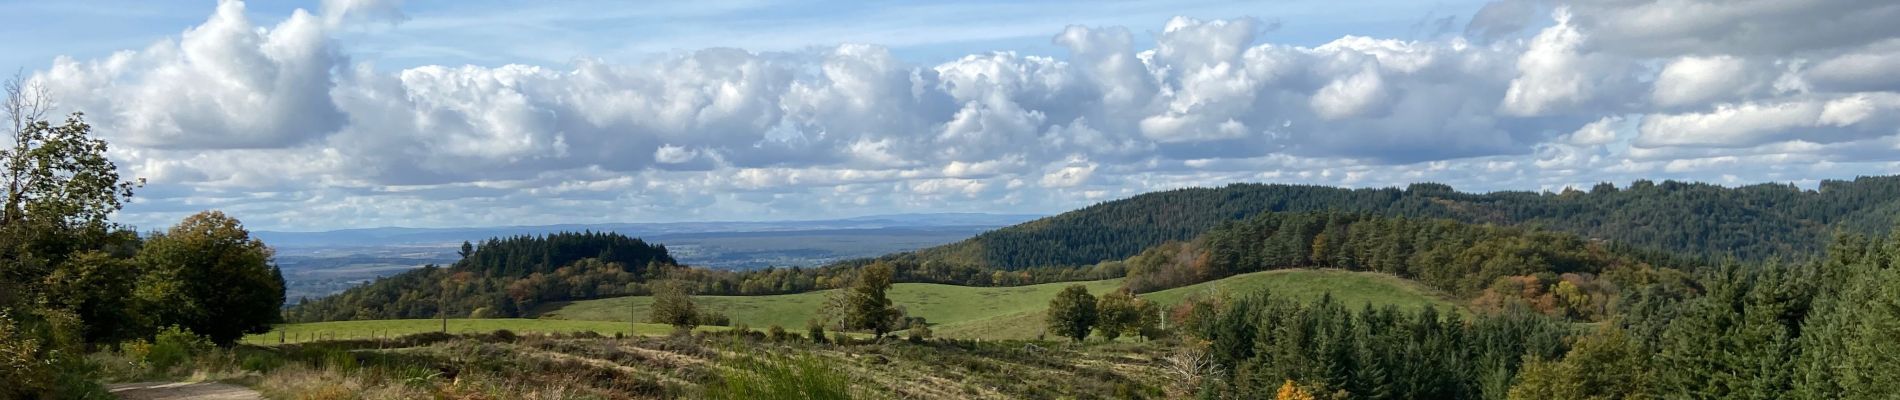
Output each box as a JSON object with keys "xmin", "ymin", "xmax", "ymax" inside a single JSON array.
[
  {"xmin": 537, "ymin": 269, "xmax": 1462, "ymax": 340},
  {"xmin": 909, "ymin": 177, "xmax": 1900, "ymax": 269}
]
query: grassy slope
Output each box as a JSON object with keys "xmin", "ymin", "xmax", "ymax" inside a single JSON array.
[
  {"xmin": 239, "ymin": 319, "xmax": 725, "ymax": 345},
  {"xmin": 254, "ymin": 270, "xmax": 1458, "ymax": 344},
  {"xmin": 537, "ymin": 279, "xmax": 1127, "ymax": 332},
  {"xmin": 1139, "ymin": 269, "xmax": 1463, "ymax": 313},
  {"xmin": 936, "ymin": 269, "xmax": 1464, "ymax": 340},
  {"xmin": 541, "ymin": 269, "xmax": 1462, "ymax": 340}
]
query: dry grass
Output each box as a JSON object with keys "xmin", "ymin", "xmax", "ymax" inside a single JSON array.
[{"xmin": 97, "ymin": 330, "xmax": 1176, "ymax": 399}]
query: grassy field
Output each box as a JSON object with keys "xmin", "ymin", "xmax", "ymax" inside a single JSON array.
[
  {"xmin": 260, "ymin": 270, "xmax": 1459, "ymax": 343},
  {"xmin": 239, "ymin": 319, "xmax": 723, "ymax": 345},
  {"xmin": 536, "ymin": 279, "xmax": 1126, "ymax": 332},
  {"xmin": 1140, "ymin": 269, "xmax": 1463, "ymax": 313},
  {"xmin": 934, "ymin": 269, "xmax": 1464, "ymax": 340},
  {"xmin": 539, "ymin": 269, "xmax": 1461, "ymax": 340}
]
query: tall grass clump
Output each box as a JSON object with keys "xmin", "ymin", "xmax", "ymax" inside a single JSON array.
[{"xmin": 704, "ymin": 352, "xmax": 851, "ymax": 400}]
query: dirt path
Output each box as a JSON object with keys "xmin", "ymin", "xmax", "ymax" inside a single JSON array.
[{"xmin": 107, "ymin": 381, "xmax": 262, "ymax": 400}]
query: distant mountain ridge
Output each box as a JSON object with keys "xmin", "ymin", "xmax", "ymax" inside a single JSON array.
[{"xmin": 256, "ymin": 213, "xmax": 1043, "ymax": 247}]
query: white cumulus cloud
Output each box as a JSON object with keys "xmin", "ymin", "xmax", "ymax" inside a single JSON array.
[{"xmin": 17, "ymin": 0, "xmax": 1900, "ymax": 229}]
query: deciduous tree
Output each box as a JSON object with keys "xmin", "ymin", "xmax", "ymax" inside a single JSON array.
[
  {"xmin": 648, "ymin": 279, "xmax": 699, "ymax": 329},
  {"xmin": 837, "ymin": 262, "xmax": 899, "ymax": 338},
  {"xmin": 1094, "ymin": 288, "xmax": 1138, "ymax": 340},
  {"xmin": 134, "ymin": 211, "xmax": 285, "ymax": 346},
  {"xmin": 1046, "ymin": 285, "xmax": 1096, "ymax": 342}
]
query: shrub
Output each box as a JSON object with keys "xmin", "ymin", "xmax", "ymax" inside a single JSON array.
[
  {"xmin": 118, "ymin": 339, "xmax": 152, "ymax": 364},
  {"xmin": 807, "ymin": 321, "xmax": 827, "ymax": 344},
  {"xmin": 767, "ymin": 325, "xmax": 788, "ymax": 341},
  {"xmin": 488, "ymin": 329, "xmax": 518, "ymax": 342},
  {"xmin": 1, "ymin": 311, "xmax": 51, "ymax": 398},
  {"xmin": 697, "ymin": 311, "xmax": 732, "ymax": 327},
  {"xmin": 240, "ymin": 351, "xmax": 285, "ymax": 372},
  {"xmin": 147, "ymin": 326, "xmax": 210, "ymax": 370},
  {"xmin": 907, "ymin": 325, "xmax": 932, "ymax": 343}
]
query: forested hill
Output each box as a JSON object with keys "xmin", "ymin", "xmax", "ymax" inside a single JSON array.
[
  {"xmin": 287, "ymin": 232, "xmax": 677, "ymax": 322},
  {"xmin": 916, "ymin": 176, "xmax": 1900, "ymax": 269},
  {"xmin": 458, "ymin": 232, "xmax": 676, "ymax": 277}
]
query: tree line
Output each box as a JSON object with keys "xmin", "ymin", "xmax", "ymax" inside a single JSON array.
[{"xmin": 1115, "ymin": 211, "xmax": 1696, "ymax": 321}]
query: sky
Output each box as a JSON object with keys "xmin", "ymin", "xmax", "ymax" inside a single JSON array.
[{"xmin": 8, "ymin": 0, "xmax": 1900, "ymax": 231}]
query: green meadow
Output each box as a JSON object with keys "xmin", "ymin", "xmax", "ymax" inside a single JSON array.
[
  {"xmin": 537, "ymin": 268, "xmax": 1462, "ymax": 340},
  {"xmin": 935, "ymin": 269, "xmax": 1465, "ymax": 340},
  {"xmin": 247, "ymin": 269, "xmax": 1461, "ymax": 344}
]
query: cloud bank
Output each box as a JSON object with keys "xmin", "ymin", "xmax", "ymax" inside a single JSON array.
[{"xmin": 27, "ymin": 0, "xmax": 1900, "ymax": 230}]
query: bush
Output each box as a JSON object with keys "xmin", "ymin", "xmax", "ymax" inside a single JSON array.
[
  {"xmin": 240, "ymin": 351, "xmax": 285, "ymax": 372},
  {"xmin": 147, "ymin": 326, "xmax": 211, "ymax": 370},
  {"xmin": 487, "ymin": 329, "xmax": 518, "ymax": 342},
  {"xmin": 697, "ymin": 311, "xmax": 732, "ymax": 327},
  {"xmin": 118, "ymin": 339, "xmax": 151, "ymax": 364},
  {"xmin": 767, "ymin": 325, "xmax": 789, "ymax": 341},
  {"xmin": 907, "ymin": 325, "xmax": 932, "ymax": 343},
  {"xmin": 807, "ymin": 321, "xmax": 827, "ymax": 344},
  {"xmin": 1, "ymin": 311, "xmax": 52, "ymax": 398}
]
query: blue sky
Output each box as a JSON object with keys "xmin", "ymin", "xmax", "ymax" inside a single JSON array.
[
  {"xmin": 9, "ymin": 0, "xmax": 1900, "ymax": 231},
  {"xmin": 4, "ymin": 0, "xmax": 1490, "ymax": 70}
]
